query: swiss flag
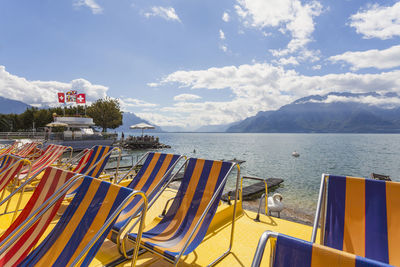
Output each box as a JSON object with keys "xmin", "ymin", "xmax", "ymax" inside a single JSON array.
[
  {"xmin": 58, "ymin": 93, "xmax": 65, "ymax": 103},
  {"xmin": 76, "ymin": 93, "xmax": 86, "ymax": 104}
]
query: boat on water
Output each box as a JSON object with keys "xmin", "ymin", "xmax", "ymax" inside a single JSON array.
[
  {"xmin": 46, "ymin": 116, "xmax": 117, "ymax": 151},
  {"xmin": 0, "ymin": 143, "xmax": 398, "ymax": 266}
]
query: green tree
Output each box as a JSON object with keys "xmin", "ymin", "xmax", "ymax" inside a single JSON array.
[{"xmin": 87, "ymin": 97, "xmax": 123, "ymax": 132}]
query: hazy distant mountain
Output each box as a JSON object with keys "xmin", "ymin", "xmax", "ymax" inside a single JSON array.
[
  {"xmin": 195, "ymin": 122, "xmax": 238, "ymax": 132},
  {"xmin": 116, "ymin": 112, "xmax": 163, "ymax": 133},
  {"xmin": 0, "ymin": 96, "xmax": 30, "ymax": 114},
  {"xmin": 227, "ymin": 111, "xmax": 274, "ymax": 132},
  {"xmin": 226, "ymin": 92, "xmax": 400, "ymax": 133}
]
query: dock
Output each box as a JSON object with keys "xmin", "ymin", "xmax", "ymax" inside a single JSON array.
[{"xmin": 222, "ymin": 178, "xmax": 284, "ymax": 201}]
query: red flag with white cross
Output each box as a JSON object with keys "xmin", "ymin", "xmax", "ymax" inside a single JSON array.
[
  {"xmin": 76, "ymin": 93, "xmax": 86, "ymax": 104},
  {"xmin": 58, "ymin": 92, "xmax": 65, "ymax": 103}
]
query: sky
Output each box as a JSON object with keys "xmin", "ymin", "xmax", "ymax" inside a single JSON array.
[{"xmin": 0, "ymin": 0, "xmax": 400, "ymax": 130}]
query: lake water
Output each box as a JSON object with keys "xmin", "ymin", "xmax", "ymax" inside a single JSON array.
[{"xmin": 122, "ymin": 133, "xmax": 400, "ymax": 215}]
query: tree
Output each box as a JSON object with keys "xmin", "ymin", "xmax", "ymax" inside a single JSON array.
[{"xmin": 87, "ymin": 97, "xmax": 123, "ymax": 132}]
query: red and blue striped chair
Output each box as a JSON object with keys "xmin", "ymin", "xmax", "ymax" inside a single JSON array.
[
  {"xmin": 311, "ymin": 174, "xmax": 400, "ymax": 266},
  {"xmin": 126, "ymin": 158, "xmax": 236, "ymax": 266},
  {"xmin": 0, "ymin": 176, "xmax": 147, "ymax": 267},
  {"xmin": 252, "ymin": 231, "xmax": 392, "ymax": 267},
  {"xmin": 110, "ymin": 152, "xmax": 183, "ymax": 245},
  {"xmin": 0, "ymin": 167, "xmax": 77, "ymax": 266}
]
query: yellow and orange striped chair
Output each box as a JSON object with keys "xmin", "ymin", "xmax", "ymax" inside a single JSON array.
[
  {"xmin": 252, "ymin": 231, "xmax": 392, "ymax": 267},
  {"xmin": 312, "ymin": 174, "xmax": 400, "ymax": 266},
  {"xmin": 127, "ymin": 158, "xmax": 235, "ymax": 266}
]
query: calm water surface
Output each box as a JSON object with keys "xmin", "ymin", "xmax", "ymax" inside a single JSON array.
[{"xmin": 122, "ymin": 133, "xmax": 400, "ymax": 215}]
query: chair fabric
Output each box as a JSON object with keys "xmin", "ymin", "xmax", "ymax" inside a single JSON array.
[
  {"xmin": 19, "ymin": 145, "xmax": 67, "ymax": 179},
  {"xmin": 272, "ymin": 234, "xmax": 392, "ymax": 267},
  {"xmin": 65, "ymin": 146, "xmax": 114, "ymax": 198},
  {"xmin": 73, "ymin": 145, "xmax": 113, "ymax": 178},
  {"xmin": 18, "ymin": 177, "xmax": 133, "ymax": 267},
  {"xmin": 128, "ymin": 158, "xmax": 233, "ymax": 261},
  {"xmin": 13, "ymin": 142, "xmax": 40, "ymax": 158},
  {"xmin": 323, "ymin": 175, "xmax": 400, "ymax": 265},
  {"xmin": 0, "ymin": 159, "xmax": 26, "ymax": 194},
  {"xmin": 0, "ymin": 142, "xmax": 17, "ymax": 156},
  {"xmin": 0, "ymin": 155, "xmax": 14, "ymax": 171},
  {"xmin": 0, "ymin": 167, "xmax": 76, "ymax": 266},
  {"xmin": 111, "ymin": 152, "xmax": 182, "ymax": 239}
]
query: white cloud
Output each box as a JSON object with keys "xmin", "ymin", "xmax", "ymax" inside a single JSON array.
[
  {"xmin": 0, "ymin": 66, "xmax": 107, "ymax": 107},
  {"xmin": 73, "ymin": 0, "xmax": 103, "ymax": 14},
  {"xmin": 312, "ymin": 64, "xmax": 321, "ymax": 70},
  {"xmin": 147, "ymin": 82, "xmax": 158, "ymax": 87},
  {"xmin": 273, "ymin": 56, "xmax": 299, "ymax": 66},
  {"xmin": 222, "ymin": 12, "xmax": 230, "ymax": 22},
  {"xmin": 150, "ymin": 63, "xmax": 400, "ymax": 127},
  {"xmin": 144, "ymin": 6, "xmax": 181, "ymax": 22},
  {"xmin": 349, "ymin": 2, "xmax": 400, "ymax": 39},
  {"xmin": 304, "ymin": 94, "xmax": 400, "ymax": 109},
  {"xmin": 329, "ymin": 45, "xmax": 400, "ymax": 71},
  {"xmin": 219, "ymin": 29, "xmax": 226, "ymax": 40},
  {"xmin": 220, "ymin": 45, "xmax": 228, "ymax": 52},
  {"xmin": 120, "ymin": 98, "xmax": 158, "ymax": 110},
  {"xmin": 235, "ymin": 0, "xmax": 322, "ymax": 55},
  {"xmin": 173, "ymin": 94, "xmax": 201, "ymax": 102}
]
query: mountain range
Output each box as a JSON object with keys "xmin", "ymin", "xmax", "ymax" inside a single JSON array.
[
  {"xmin": 227, "ymin": 92, "xmax": 400, "ymax": 133},
  {"xmin": 2, "ymin": 92, "xmax": 400, "ymax": 133},
  {"xmin": 0, "ymin": 96, "xmax": 31, "ymax": 114}
]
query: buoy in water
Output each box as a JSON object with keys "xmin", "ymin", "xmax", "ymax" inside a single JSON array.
[{"xmin": 292, "ymin": 151, "xmax": 300, "ymax": 157}]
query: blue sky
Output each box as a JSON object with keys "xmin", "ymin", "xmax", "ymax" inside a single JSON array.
[{"xmin": 0, "ymin": 0, "xmax": 400, "ymax": 130}]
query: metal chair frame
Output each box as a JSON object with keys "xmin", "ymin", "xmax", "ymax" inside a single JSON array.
[
  {"xmin": 124, "ymin": 158, "xmax": 240, "ymax": 267},
  {"xmin": 311, "ymin": 173, "xmax": 330, "ymax": 244},
  {"xmin": 251, "ymin": 230, "xmax": 278, "ymax": 267}
]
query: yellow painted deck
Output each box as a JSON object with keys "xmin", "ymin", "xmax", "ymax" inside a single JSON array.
[{"xmin": 0, "ymin": 183, "xmax": 319, "ymax": 266}]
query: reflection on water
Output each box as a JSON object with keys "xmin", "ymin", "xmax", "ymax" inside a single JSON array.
[{"xmin": 121, "ymin": 133, "xmax": 400, "ymax": 215}]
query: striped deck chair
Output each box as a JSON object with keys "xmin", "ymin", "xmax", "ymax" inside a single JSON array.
[
  {"xmin": 0, "ymin": 167, "xmax": 77, "ymax": 266},
  {"xmin": 252, "ymin": 231, "xmax": 392, "ymax": 267},
  {"xmin": 110, "ymin": 152, "xmax": 183, "ymax": 245},
  {"xmin": 0, "ymin": 155, "xmax": 14, "ymax": 171},
  {"xmin": 311, "ymin": 174, "xmax": 400, "ymax": 266},
  {"xmin": 3, "ymin": 177, "xmax": 146, "ymax": 267},
  {"xmin": 13, "ymin": 142, "xmax": 40, "ymax": 158},
  {"xmin": 0, "ymin": 142, "xmax": 17, "ymax": 156},
  {"xmin": 19, "ymin": 145, "xmax": 70, "ymax": 180},
  {"xmin": 65, "ymin": 146, "xmax": 118, "ymax": 198},
  {"xmin": 0, "ymin": 157, "xmax": 30, "ymax": 198},
  {"xmin": 126, "ymin": 158, "xmax": 236, "ymax": 266}
]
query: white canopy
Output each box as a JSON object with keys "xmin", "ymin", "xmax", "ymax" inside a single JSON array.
[
  {"xmin": 129, "ymin": 123, "xmax": 155, "ymax": 136},
  {"xmin": 46, "ymin": 122, "xmax": 68, "ymax": 127},
  {"xmin": 129, "ymin": 123, "xmax": 155, "ymax": 129}
]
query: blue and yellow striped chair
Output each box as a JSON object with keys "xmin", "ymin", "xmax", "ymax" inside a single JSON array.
[
  {"xmin": 73, "ymin": 145, "xmax": 116, "ymax": 178},
  {"xmin": 252, "ymin": 231, "xmax": 392, "ymax": 267},
  {"xmin": 126, "ymin": 158, "xmax": 235, "ymax": 266},
  {"xmin": 65, "ymin": 145, "xmax": 118, "ymax": 198},
  {"xmin": 110, "ymin": 152, "xmax": 183, "ymax": 243},
  {"xmin": 311, "ymin": 174, "xmax": 400, "ymax": 266},
  {"xmin": 6, "ymin": 177, "xmax": 147, "ymax": 267}
]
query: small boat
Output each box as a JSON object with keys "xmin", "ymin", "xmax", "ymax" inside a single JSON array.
[{"xmin": 292, "ymin": 151, "xmax": 300, "ymax": 157}]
